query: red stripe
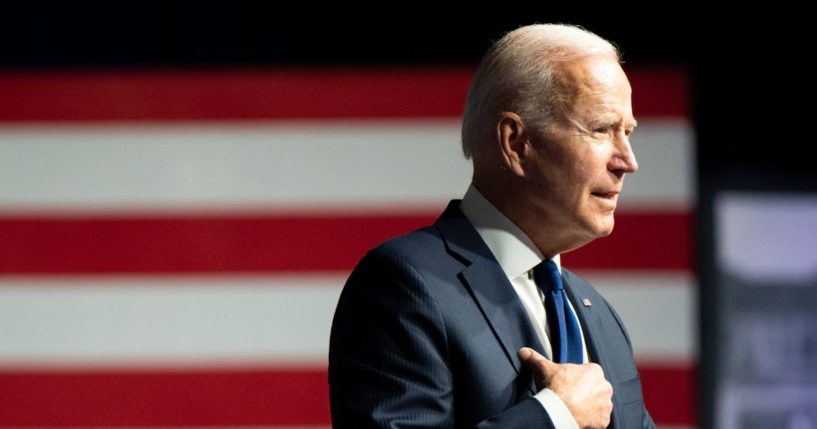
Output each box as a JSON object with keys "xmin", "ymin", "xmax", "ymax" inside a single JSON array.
[
  {"xmin": 0, "ymin": 70, "xmax": 469, "ymax": 121},
  {"xmin": 0, "ymin": 368, "xmax": 329, "ymax": 427},
  {"xmin": 0, "ymin": 68, "xmax": 687, "ymax": 121},
  {"xmin": 627, "ymin": 68, "xmax": 690, "ymax": 118},
  {"xmin": 0, "ymin": 211, "xmax": 690, "ymax": 274},
  {"xmin": 0, "ymin": 364, "xmax": 691, "ymax": 426},
  {"xmin": 639, "ymin": 363, "xmax": 697, "ymax": 425},
  {"xmin": 562, "ymin": 211, "xmax": 693, "ymax": 270}
]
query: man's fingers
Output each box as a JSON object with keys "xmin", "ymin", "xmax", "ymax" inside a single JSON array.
[
  {"xmin": 518, "ymin": 347, "xmax": 557, "ymax": 372},
  {"xmin": 518, "ymin": 347, "xmax": 544, "ymax": 363},
  {"xmin": 518, "ymin": 347, "xmax": 560, "ymax": 391},
  {"xmin": 519, "ymin": 350, "xmax": 613, "ymax": 428},
  {"xmin": 517, "ymin": 347, "xmax": 534, "ymax": 361}
]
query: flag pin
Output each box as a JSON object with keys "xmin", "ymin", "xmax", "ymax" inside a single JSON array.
[{"xmin": 582, "ymin": 298, "xmax": 592, "ymax": 307}]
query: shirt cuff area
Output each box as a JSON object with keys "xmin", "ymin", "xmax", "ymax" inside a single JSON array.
[{"xmin": 533, "ymin": 388, "xmax": 580, "ymax": 429}]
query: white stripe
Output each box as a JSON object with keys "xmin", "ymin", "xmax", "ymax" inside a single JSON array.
[
  {"xmin": 0, "ymin": 275, "xmax": 342, "ymax": 367},
  {"xmin": 623, "ymin": 119, "xmax": 695, "ymax": 211},
  {"xmin": 0, "ymin": 273, "xmax": 693, "ymax": 367},
  {"xmin": 0, "ymin": 119, "xmax": 691, "ymax": 213}
]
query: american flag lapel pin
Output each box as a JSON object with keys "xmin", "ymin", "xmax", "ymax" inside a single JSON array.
[{"xmin": 582, "ymin": 298, "xmax": 592, "ymax": 307}]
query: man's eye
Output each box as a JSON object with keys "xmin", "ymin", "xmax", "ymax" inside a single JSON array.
[{"xmin": 593, "ymin": 126, "xmax": 609, "ymax": 134}]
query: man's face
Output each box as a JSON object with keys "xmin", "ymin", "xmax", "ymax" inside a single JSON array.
[{"xmin": 522, "ymin": 55, "xmax": 638, "ymax": 250}]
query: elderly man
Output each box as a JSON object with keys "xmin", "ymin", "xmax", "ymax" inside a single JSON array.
[{"xmin": 329, "ymin": 24, "xmax": 656, "ymax": 429}]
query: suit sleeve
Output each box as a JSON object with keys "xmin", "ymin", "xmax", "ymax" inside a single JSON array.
[{"xmin": 329, "ymin": 248, "xmax": 554, "ymax": 429}]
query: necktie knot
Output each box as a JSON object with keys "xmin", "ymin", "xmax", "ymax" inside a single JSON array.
[{"xmin": 533, "ymin": 259, "xmax": 563, "ymax": 292}]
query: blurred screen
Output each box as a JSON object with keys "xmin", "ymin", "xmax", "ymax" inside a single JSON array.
[{"xmin": 713, "ymin": 192, "xmax": 817, "ymax": 429}]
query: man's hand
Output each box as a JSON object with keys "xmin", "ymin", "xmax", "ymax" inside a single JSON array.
[{"xmin": 518, "ymin": 347, "xmax": 613, "ymax": 429}]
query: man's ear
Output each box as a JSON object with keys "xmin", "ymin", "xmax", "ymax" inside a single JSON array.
[{"xmin": 496, "ymin": 112, "xmax": 528, "ymax": 177}]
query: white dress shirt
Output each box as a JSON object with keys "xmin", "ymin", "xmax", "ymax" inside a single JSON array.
[{"xmin": 460, "ymin": 184, "xmax": 588, "ymax": 429}]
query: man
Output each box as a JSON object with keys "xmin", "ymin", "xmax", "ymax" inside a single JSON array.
[{"xmin": 329, "ymin": 24, "xmax": 656, "ymax": 429}]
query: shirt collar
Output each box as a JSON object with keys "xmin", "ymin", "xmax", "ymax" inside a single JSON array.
[{"xmin": 460, "ymin": 184, "xmax": 561, "ymax": 281}]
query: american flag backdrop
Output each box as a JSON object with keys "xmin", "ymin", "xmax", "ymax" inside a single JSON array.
[{"xmin": 0, "ymin": 68, "xmax": 695, "ymax": 428}]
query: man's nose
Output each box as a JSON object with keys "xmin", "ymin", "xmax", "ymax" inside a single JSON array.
[{"xmin": 609, "ymin": 134, "xmax": 638, "ymax": 174}]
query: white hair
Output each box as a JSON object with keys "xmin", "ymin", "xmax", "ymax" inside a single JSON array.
[{"xmin": 461, "ymin": 24, "xmax": 620, "ymax": 159}]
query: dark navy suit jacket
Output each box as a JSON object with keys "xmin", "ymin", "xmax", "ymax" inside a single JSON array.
[{"xmin": 329, "ymin": 201, "xmax": 656, "ymax": 428}]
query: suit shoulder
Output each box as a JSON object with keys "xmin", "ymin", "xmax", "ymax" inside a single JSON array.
[
  {"xmin": 563, "ymin": 268, "xmax": 634, "ymax": 347},
  {"xmin": 562, "ymin": 269, "xmax": 599, "ymax": 295},
  {"xmin": 562, "ymin": 269, "xmax": 619, "ymax": 311},
  {"xmin": 339, "ymin": 225, "xmax": 451, "ymax": 317},
  {"xmin": 348, "ymin": 223, "xmax": 460, "ymax": 292},
  {"xmin": 367, "ymin": 224, "xmax": 447, "ymax": 264}
]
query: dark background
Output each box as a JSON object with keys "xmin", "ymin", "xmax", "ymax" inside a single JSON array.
[{"xmin": 1, "ymin": 2, "xmax": 810, "ymax": 175}]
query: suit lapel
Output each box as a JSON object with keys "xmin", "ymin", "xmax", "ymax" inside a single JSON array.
[
  {"xmin": 562, "ymin": 269, "xmax": 624, "ymax": 428},
  {"xmin": 434, "ymin": 202, "xmax": 546, "ymax": 379}
]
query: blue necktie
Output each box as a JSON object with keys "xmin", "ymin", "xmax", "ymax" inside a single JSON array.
[{"xmin": 533, "ymin": 259, "xmax": 583, "ymax": 363}]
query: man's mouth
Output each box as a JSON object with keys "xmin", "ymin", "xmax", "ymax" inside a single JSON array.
[{"xmin": 591, "ymin": 191, "xmax": 619, "ymax": 199}]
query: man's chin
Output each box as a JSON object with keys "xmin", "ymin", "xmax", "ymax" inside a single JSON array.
[
  {"xmin": 564, "ymin": 221, "xmax": 614, "ymax": 253},
  {"xmin": 591, "ymin": 217, "xmax": 615, "ymax": 238}
]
